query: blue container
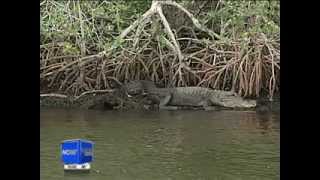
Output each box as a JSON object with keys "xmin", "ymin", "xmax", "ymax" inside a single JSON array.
[{"xmin": 61, "ymin": 139, "xmax": 94, "ymax": 164}]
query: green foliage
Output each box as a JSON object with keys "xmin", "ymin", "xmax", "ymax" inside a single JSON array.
[
  {"xmin": 62, "ymin": 42, "xmax": 80, "ymax": 55},
  {"xmin": 200, "ymin": 0, "xmax": 279, "ymax": 39},
  {"xmin": 41, "ymin": 0, "xmax": 279, "ymax": 54},
  {"xmin": 40, "ymin": 0, "xmax": 152, "ymax": 53},
  {"xmin": 40, "ymin": 1, "xmax": 279, "ymax": 98}
]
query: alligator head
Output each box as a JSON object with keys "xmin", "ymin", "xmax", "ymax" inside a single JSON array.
[
  {"xmin": 123, "ymin": 81, "xmax": 143, "ymax": 97},
  {"xmin": 124, "ymin": 80, "xmax": 154, "ymax": 97},
  {"xmin": 216, "ymin": 92, "xmax": 257, "ymax": 108}
]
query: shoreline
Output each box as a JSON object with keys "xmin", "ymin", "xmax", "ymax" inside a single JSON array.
[{"xmin": 40, "ymin": 94, "xmax": 280, "ymax": 113}]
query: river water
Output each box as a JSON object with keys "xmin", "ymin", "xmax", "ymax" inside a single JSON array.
[{"xmin": 40, "ymin": 108, "xmax": 279, "ymax": 180}]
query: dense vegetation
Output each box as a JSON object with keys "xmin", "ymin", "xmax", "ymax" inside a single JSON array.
[{"xmin": 40, "ymin": 0, "xmax": 279, "ymax": 100}]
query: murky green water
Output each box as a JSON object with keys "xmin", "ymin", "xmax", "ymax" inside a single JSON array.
[{"xmin": 40, "ymin": 109, "xmax": 279, "ymax": 180}]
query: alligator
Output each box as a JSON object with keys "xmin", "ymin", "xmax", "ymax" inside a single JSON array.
[{"xmin": 124, "ymin": 80, "xmax": 257, "ymax": 110}]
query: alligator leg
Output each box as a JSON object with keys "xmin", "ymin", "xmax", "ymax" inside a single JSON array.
[
  {"xmin": 159, "ymin": 94, "xmax": 178, "ymax": 110},
  {"xmin": 199, "ymin": 100, "xmax": 217, "ymax": 111},
  {"xmin": 159, "ymin": 106, "xmax": 179, "ymax": 110},
  {"xmin": 204, "ymin": 106, "xmax": 217, "ymax": 111}
]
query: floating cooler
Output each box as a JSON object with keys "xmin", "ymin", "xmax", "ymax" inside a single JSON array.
[{"xmin": 61, "ymin": 139, "xmax": 94, "ymax": 171}]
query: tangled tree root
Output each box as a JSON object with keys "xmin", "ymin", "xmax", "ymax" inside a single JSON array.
[{"xmin": 40, "ymin": 0, "xmax": 279, "ymax": 101}]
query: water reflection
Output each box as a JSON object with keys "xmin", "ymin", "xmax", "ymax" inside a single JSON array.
[{"xmin": 238, "ymin": 111, "xmax": 279, "ymax": 134}]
